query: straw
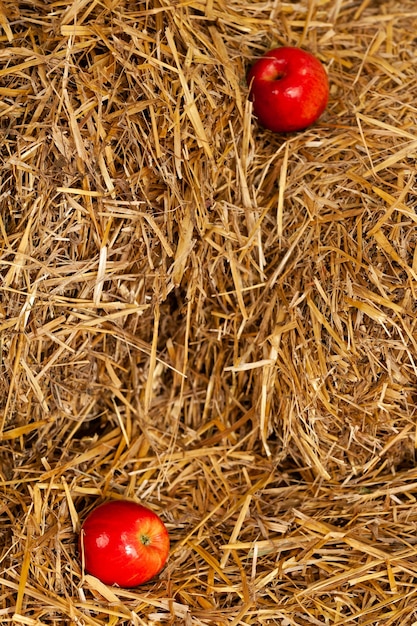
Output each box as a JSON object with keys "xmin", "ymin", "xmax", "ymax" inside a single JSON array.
[{"xmin": 2, "ymin": 0, "xmax": 417, "ymax": 624}]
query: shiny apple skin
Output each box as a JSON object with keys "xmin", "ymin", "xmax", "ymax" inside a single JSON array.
[
  {"xmin": 79, "ymin": 500, "xmax": 170, "ymax": 587},
  {"xmin": 247, "ymin": 46, "xmax": 329, "ymax": 133}
]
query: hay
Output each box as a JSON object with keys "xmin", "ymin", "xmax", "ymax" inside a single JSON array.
[{"xmin": 1, "ymin": 0, "xmax": 417, "ymax": 623}]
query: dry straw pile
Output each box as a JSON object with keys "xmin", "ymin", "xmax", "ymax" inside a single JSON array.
[{"xmin": 1, "ymin": 0, "xmax": 417, "ymax": 624}]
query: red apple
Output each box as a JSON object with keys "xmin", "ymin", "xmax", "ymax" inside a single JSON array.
[
  {"xmin": 79, "ymin": 500, "xmax": 170, "ymax": 587},
  {"xmin": 247, "ymin": 46, "xmax": 329, "ymax": 133}
]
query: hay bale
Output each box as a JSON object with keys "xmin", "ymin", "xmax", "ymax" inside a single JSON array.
[{"xmin": 1, "ymin": 0, "xmax": 417, "ymax": 623}]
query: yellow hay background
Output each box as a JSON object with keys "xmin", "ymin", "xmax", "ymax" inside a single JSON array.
[{"xmin": 1, "ymin": 0, "xmax": 417, "ymax": 624}]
